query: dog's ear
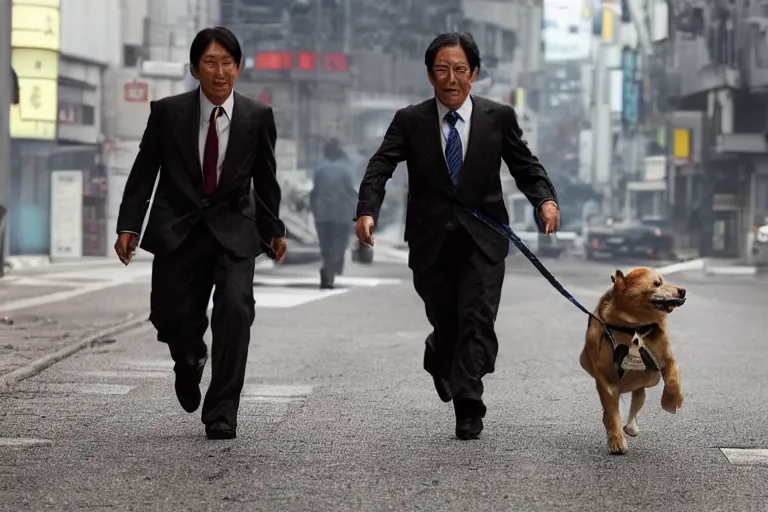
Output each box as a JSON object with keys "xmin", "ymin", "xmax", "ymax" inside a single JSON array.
[{"xmin": 611, "ymin": 270, "xmax": 625, "ymax": 289}]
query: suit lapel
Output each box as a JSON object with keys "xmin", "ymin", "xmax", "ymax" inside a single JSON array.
[
  {"xmin": 173, "ymin": 89, "xmax": 204, "ymax": 189},
  {"xmin": 460, "ymin": 96, "xmax": 489, "ymax": 185},
  {"xmin": 210, "ymin": 92, "xmax": 252, "ymax": 198}
]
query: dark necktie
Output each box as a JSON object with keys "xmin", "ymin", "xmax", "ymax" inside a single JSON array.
[
  {"xmin": 202, "ymin": 106, "xmax": 221, "ymax": 195},
  {"xmin": 445, "ymin": 111, "xmax": 462, "ymax": 185}
]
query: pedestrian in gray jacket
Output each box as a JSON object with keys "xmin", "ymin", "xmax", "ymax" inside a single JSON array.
[{"xmin": 310, "ymin": 139, "xmax": 357, "ymax": 289}]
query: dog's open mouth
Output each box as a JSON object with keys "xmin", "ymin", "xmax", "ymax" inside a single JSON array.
[{"xmin": 651, "ymin": 296, "xmax": 686, "ymax": 312}]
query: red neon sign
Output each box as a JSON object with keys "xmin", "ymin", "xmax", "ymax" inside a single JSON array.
[
  {"xmin": 255, "ymin": 52, "xmax": 292, "ymax": 70},
  {"xmin": 297, "ymin": 52, "xmax": 317, "ymax": 70},
  {"xmin": 323, "ymin": 53, "xmax": 349, "ymax": 72},
  {"xmin": 253, "ymin": 52, "xmax": 349, "ymax": 72}
]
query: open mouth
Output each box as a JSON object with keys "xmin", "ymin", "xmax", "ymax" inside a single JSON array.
[{"xmin": 651, "ymin": 296, "xmax": 686, "ymax": 312}]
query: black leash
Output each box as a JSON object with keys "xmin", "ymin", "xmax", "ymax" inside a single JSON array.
[{"xmin": 465, "ymin": 208, "xmax": 658, "ymax": 379}]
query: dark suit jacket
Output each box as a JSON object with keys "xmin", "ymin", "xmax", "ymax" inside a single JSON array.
[
  {"xmin": 355, "ymin": 95, "xmax": 558, "ymax": 271},
  {"xmin": 116, "ymin": 89, "xmax": 285, "ymax": 258}
]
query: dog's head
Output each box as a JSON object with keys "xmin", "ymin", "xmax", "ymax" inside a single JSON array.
[{"xmin": 610, "ymin": 267, "xmax": 687, "ymax": 315}]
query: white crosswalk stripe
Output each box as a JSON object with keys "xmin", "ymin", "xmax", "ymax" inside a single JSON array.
[{"xmin": 204, "ymin": 273, "xmax": 402, "ymax": 311}]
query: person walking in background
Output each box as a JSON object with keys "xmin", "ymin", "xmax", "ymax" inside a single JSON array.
[
  {"xmin": 114, "ymin": 27, "xmax": 287, "ymax": 440},
  {"xmin": 309, "ymin": 138, "xmax": 358, "ymax": 289},
  {"xmin": 355, "ymin": 32, "xmax": 560, "ymax": 440}
]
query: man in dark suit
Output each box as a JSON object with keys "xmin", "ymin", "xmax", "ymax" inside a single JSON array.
[
  {"xmin": 355, "ymin": 32, "xmax": 560, "ymax": 440},
  {"xmin": 114, "ymin": 27, "xmax": 287, "ymax": 440}
]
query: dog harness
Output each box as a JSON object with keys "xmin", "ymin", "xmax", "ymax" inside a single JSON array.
[{"xmin": 596, "ymin": 320, "xmax": 661, "ymax": 375}]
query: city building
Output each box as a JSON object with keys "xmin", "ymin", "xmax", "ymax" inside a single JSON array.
[{"xmin": 661, "ymin": 0, "xmax": 768, "ymax": 261}]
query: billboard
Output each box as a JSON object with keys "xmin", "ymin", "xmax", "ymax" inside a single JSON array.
[
  {"xmin": 9, "ymin": 0, "xmax": 61, "ymax": 140},
  {"xmin": 542, "ymin": 0, "xmax": 592, "ymax": 62}
]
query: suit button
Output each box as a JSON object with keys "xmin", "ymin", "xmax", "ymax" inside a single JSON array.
[{"xmin": 201, "ymin": 198, "xmax": 209, "ymax": 208}]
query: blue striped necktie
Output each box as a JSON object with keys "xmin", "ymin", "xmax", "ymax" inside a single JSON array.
[{"xmin": 444, "ymin": 111, "xmax": 462, "ymax": 185}]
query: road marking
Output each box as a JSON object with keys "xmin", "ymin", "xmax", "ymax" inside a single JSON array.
[
  {"xmin": 720, "ymin": 448, "xmax": 768, "ymax": 465},
  {"xmin": 119, "ymin": 360, "xmax": 175, "ymax": 371},
  {"xmin": 209, "ymin": 275, "xmax": 401, "ymax": 310},
  {"xmin": 0, "ymin": 437, "xmax": 52, "ymax": 447},
  {"xmin": 242, "ymin": 396, "xmax": 306, "ymax": 403},
  {"xmin": 656, "ymin": 259, "xmax": 704, "ymax": 275},
  {"xmin": 81, "ymin": 370, "xmax": 169, "ymax": 379},
  {"xmin": 43, "ymin": 383, "xmax": 137, "ymax": 395},
  {"xmin": 5, "ymin": 277, "xmax": 78, "ymax": 287},
  {"xmin": 241, "ymin": 384, "xmax": 313, "ymax": 403},
  {"xmin": 0, "ymin": 268, "xmax": 151, "ymax": 313},
  {"xmin": 207, "ymin": 286, "xmax": 348, "ymax": 312},
  {"xmin": 242, "ymin": 384, "xmax": 314, "ymax": 397},
  {"xmin": 253, "ymin": 275, "xmax": 402, "ymax": 287}
]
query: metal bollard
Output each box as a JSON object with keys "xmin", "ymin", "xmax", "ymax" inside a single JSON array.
[{"xmin": 0, "ymin": 204, "xmax": 6, "ymax": 278}]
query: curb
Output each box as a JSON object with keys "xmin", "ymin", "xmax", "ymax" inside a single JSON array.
[
  {"xmin": 0, "ymin": 314, "xmax": 149, "ymax": 392},
  {"xmin": 5, "ymin": 255, "xmax": 51, "ymax": 270}
]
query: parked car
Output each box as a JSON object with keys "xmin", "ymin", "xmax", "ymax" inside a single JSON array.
[{"xmin": 584, "ymin": 220, "xmax": 675, "ymax": 261}]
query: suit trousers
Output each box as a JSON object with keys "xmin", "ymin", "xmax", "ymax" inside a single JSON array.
[
  {"xmin": 412, "ymin": 225, "xmax": 505, "ymax": 404},
  {"xmin": 149, "ymin": 222, "xmax": 256, "ymax": 428},
  {"xmin": 315, "ymin": 221, "xmax": 351, "ymax": 276}
]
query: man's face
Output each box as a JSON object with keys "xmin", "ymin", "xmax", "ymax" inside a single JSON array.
[
  {"xmin": 191, "ymin": 41, "xmax": 240, "ymax": 103},
  {"xmin": 428, "ymin": 44, "xmax": 478, "ymax": 110}
]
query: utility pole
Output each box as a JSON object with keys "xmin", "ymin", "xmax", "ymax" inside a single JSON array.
[{"xmin": 0, "ymin": 0, "xmax": 12, "ymax": 276}]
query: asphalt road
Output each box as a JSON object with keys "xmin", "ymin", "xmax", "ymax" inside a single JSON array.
[{"xmin": 1, "ymin": 254, "xmax": 767, "ymax": 511}]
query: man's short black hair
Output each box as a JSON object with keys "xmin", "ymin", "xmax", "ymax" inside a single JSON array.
[
  {"xmin": 424, "ymin": 32, "xmax": 481, "ymax": 75},
  {"xmin": 190, "ymin": 27, "xmax": 243, "ymax": 68}
]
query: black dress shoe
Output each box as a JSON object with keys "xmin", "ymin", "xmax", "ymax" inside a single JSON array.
[
  {"xmin": 423, "ymin": 333, "xmax": 453, "ymax": 403},
  {"xmin": 205, "ymin": 422, "xmax": 236, "ymax": 440},
  {"xmin": 320, "ymin": 269, "xmax": 334, "ymax": 289},
  {"xmin": 456, "ymin": 416, "xmax": 483, "ymax": 440},
  {"xmin": 174, "ymin": 352, "xmax": 208, "ymax": 413},
  {"xmin": 454, "ymin": 399, "xmax": 486, "ymax": 440}
]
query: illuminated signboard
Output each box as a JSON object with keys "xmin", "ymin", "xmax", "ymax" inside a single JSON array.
[
  {"xmin": 323, "ymin": 53, "xmax": 349, "ymax": 72},
  {"xmin": 10, "ymin": 0, "xmax": 61, "ymax": 140},
  {"xmin": 253, "ymin": 51, "xmax": 350, "ymax": 72},
  {"xmin": 11, "ymin": 0, "xmax": 61, "ymax": 51},
  {"xmin": 297, "ymin": 52, "xmax": 316, "ymax": 71},
  {"xmin": 255, "ymin": 52, "xmax": 292, "ymax": 70}
]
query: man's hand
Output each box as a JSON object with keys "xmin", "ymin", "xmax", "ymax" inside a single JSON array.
[
  {"xmin": 270, "ymin": 237, "xmax": 287, "ymax": 263},
  {"xmin": 114, "ymin": 232, "xmax": 139, "ymax": 265},
  {"xmin": 355, "ymin": 216, "xmax": 375, "ymax": 247},
  {"xmin": 539, "ymin": 201, "xmax": 560, "ymax": 236}
]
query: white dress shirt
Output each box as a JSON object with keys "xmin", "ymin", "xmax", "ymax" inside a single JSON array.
[
  {"xmin": 436, "ymin": 95, "xmax": 473, "ymax": 162},
  {"xmin": 199, "ymin": 89, "xmax": 234, "ymax": 183}
]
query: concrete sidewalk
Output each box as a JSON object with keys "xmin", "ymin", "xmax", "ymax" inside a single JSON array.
[{"xmin": 0, "ymin": 261, "xmax": 154, "ymax": 384}]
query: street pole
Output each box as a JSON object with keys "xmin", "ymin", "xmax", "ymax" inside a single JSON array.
[{"xmin": 0, "ymin": 0, "xmax": 12, "ymax": 277}]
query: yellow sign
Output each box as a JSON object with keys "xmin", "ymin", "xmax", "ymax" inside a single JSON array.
[
  {"xmin": 11, "ymin": 1, "xmax": 61, "ymax": 51},
  {"xmin": 13, "ymin": 0, "xmax": 60, "ymax": 6},
  {"xmin": 9, "ymin": 48, "xmax": 59, "ymax": 140},
  {"xmin": 515, "ymin": 88, "xmax": 525, "ymax": 113},
  {"xmin": 601, "ymin": 7, "xmax": 614, "ymax": 42},
  {"xmin": 10, "ymin": 0, "xmax": 60, "ymax": 140},
  {"xmin": 673, "ymin": 128, "xmax": 691, "ymax": 160}
]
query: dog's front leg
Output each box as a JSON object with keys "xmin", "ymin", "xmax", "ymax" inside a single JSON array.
[
  {"xmin": 596, "ymin": 381, "xmax": 626, "ymax": 454},
  {"xmin": 660, "ymin": 355, "xmax": 683, "ymax": 414}
]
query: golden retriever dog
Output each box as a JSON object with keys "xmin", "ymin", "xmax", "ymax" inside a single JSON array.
[{"xmin": 579, "ymin": 267, "xmax": 687, "ymax": 455}]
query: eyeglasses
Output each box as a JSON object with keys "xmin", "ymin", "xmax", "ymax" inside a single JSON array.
[{"xmin": 432, "ymin": 65, "xmax": 470, "ymax": 78}]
